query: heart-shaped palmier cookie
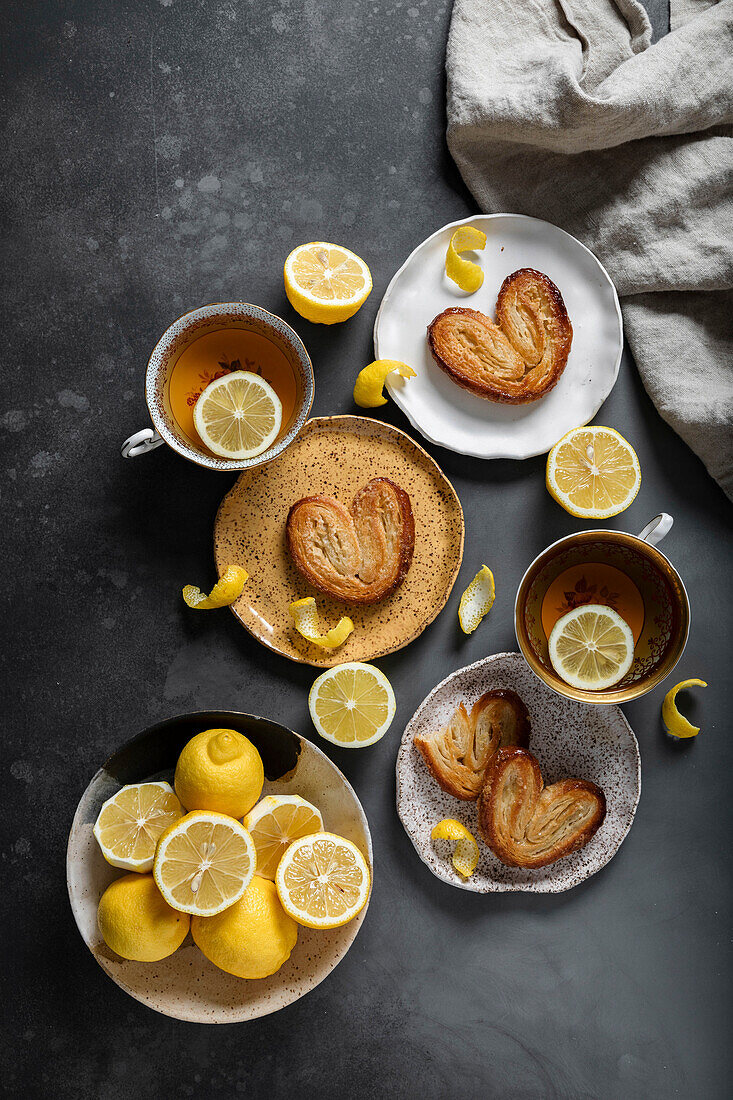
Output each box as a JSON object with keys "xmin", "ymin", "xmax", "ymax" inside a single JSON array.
[
  {"xmin": 286, "ymin": 477, "xmax": 415, "ymax": 606},
  {"xmin": 414, "ymin": 689, "xmax": 530, "ymax": 800},
  {"xmin": 478, "ymin": 746, "xmax": 605, "ymax": 868},
  {"xmin": 427, "ymin": 268, "xmax": 572, "ymax": 404}
]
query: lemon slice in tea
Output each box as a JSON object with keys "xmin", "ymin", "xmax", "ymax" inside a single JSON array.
[
  {"xmin": 548, "ymin": 603, "xmax": 634, "ymax": 691},
  {"xmin": 193, "ymin": 370, "xmax": 282, "ymax": 460}
]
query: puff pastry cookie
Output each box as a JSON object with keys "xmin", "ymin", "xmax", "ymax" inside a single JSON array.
[
  {"xmin": 478, "ymin": 746, "xmax": 606, "ymax": 868},
  {"xmin": 427, "ymin": 268, "xmax": 572, "ymax": 403},
  {"xmin": 286, "ymin": 477, "xmax": 414, "ymax": 606},
  {"xmin": 414, "ymin": 690, "xmax": 530, "ymax": 800}
]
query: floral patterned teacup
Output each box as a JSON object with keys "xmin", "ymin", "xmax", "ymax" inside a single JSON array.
[{"xmin": 515, "ymin": 515, "xmax": 689, "ymax": 704}]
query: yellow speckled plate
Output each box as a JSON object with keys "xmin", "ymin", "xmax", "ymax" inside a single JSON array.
[{"xmin": 214, "ymin": 416, "xmax": 465, "ymax": 667}]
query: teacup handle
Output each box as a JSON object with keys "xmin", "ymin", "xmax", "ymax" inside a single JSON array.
[
  {"xmin": 637, "ymin": 513, "xmax": 673, "ymax": 546},
  {"xmin": 121, "ymin": 428, "xmax": 165, "ymax": 459}
]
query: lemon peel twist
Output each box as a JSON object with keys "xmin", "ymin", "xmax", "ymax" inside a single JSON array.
[
  {"xmin": 662, "ymin": 678, "xmax": 707, "ymax": 739},
  {"xmin": 431, "ymin": 819, "xmax": 480, "ymax": 878},
  {"xmin": 289, "ymin": 597, "xmax": 354, "ymax": 649},
  {"xmin": 458, "ymin": 565, "xmax": 496, "ymax": 634},
  {"xmin": 353, "ymin": 359, "xmax": 417, "ymax": 408},
  {"xmin": 445, "ymin": 225, "xmax": 487, "ymax": 293},
  {"xmin": 183, "ymin": 564, "xmax": 248, "ymax": 609}
]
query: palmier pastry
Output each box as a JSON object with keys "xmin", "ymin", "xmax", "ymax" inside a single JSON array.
[
  {"xmin": 414, "ymin": 690, "xmax": 530, "ymax": 800},
  {"xmin": 286, "ymin": 477, "xmax": 414, "ymax": 606},
  {"xmin": 427, "ymin": 268, "xmax": 572, "ymax": 403},
  {"xmin": 478, "ymin": 746, "xmax": 606, "ymax": 868}
]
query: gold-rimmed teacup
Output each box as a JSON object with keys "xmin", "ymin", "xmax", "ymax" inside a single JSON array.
[
  {"xmin": 121, "ymin": 302, "xmax": 314, "ymax": 471},
  {"xmin": 514, "ymin": 514, "xmax": 690, "ymax": 704}
]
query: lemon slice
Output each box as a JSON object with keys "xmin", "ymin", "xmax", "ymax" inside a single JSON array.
[
  {"xmin": 153, "ymin": 810, "xmax": 256, "ymax": 916},
  {"xmin": 546, "ymin": 426, "xmax": 641, "ymax": 519},
  {"xmin": 431, "ymin": 819, "xmax": 480, "ymax": 878},
  {"xmin": 662, "ymin": 678, "xmax": 707, "ymax": 738},
  {"xmin": 445, "ymin": 225, "xmax": 487, "ymax": 293},
  {"xmin": 275, "ymin": 832, "xmax": 370, "ymax": 929},
  {"xmin": 93, "ymin": 781, "xmax": 184, "ymax": 872},
  {"xmin": 458, "ymin": 565, "xmax": 496, "ymax": 633},
  {"xmin": 289, "ymin": 597, "xmax": 354, "ymax": 649},
  {"xmin": 183, "ymin": 564, "xmax": 248, "ymax": 609},
  {"xmin": 353, "ymin": 359, "xmax": 417, "ymax": 408},
  {"xmin": 549, "ymin": 603, "xmax": 634, "ymax": 691},
  {"xmin": 284, "ymin": 242, "xmax": 372, "ymax": 324},
  {"xmin": 308, "ymin": 662, "xmax": 396, "ymax": 748},
  {"xmin": 243, "ymin": 795, "xmax": 324, "ymax": 880},
  {"xmin": 193, "ymin": 370, "xmax": 282, "ymax": 460}
]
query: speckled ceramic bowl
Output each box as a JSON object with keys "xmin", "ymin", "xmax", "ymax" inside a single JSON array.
[
  {"xmin": 67, "ymin": 712, "xmax": 372, "ymax": 1022},
  {"xmin": 121, "ymin": 303, "xmax": 314, "ymax": 470},
  {"xmin": 397, "ymin": 653, "xmax": 640, "ymax": 893}
]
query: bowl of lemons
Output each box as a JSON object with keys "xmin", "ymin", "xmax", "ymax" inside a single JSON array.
[{"xmin": 67, "ymin": 711, "xmax": 372, "ymax": 1022}]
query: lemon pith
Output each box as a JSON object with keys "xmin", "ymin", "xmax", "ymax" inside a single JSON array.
[
  {"xmin": 174, "ymin": 728, "xmax": 264, "ymax": 818},
  {"xmin": 243, "ymin": 795, "xmax": 324, "ymax": 880},
  {"xmin": 93, "ymin": 781, "xmax": 184, "ymax": 872},
  {"xmin": 284, "ymin": 242, "xmax": 372, "ymax": 324},
  {"xmin": 458, "ymin": 565, "xmax": 496, "ymax": 634},
  {"xmin": 153, "ymin": 810, "xmax": 256, "ymax": 916},
  {"xmin": 662, "ymin": 678, "xmax": 707, "ymax": 738},
  {"xmin": 97, "ymin": 872, "xmax": 190, "ymax": 962},
  {"xmin": 183, "ymin": 563, "xmax": 248, "ymax": 609},
  {"xmin": 308, "ymin": 662, "xmax": 396, "ymax": 747},
  {"xmin": 549, "ymin": 604, "xmax": 634, "ymax": 690},
  {"xmin": 431, "ymin": 819, "xmax": 480, "ymax": 878},
  {"xmin": 275, "ymin": 832, "xmax": 371, "ymax": 929},
  {"xmin": 546, "ymin": 426, "xmax": 641, "ymax": 519},
  {"xmin": 353, "ymin": 359, "xmax": 416, "ymax": 408},
  {"xmin": 289, "ymin": 597, "xmax": 354, "ymax": 649},
  {"xmin": 445, "ymin": 225, "xmax": 487, "ymax": 293},
  {"xmin": 191, "ymin": 876, "xmax": 298, "ymax": 979},
  {"xmin": 193, "ymin": 370, "xmax": 282, "ymax": 459}
]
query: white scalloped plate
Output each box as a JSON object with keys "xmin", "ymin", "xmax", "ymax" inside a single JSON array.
[
  {"xmin": 396, "ymin": 653, "xmax": 640, "ymax": 893},
  {"xmin": 374, "ymin": 214, "xmax": 623, "ymax": 459}
]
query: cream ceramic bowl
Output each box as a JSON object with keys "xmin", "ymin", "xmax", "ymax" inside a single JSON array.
[{"xmin": 67, "ymin": 711, "xmax": 372, "ymax": 1022}]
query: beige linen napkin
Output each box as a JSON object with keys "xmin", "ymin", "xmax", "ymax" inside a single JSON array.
[{"xmin": 446, "ymin": 0, "xmax": 733, "ymax": 499}]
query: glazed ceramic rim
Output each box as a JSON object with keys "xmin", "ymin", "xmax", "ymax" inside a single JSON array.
[
  {"xmin": 145, "ymin": 302, "xmax": 314, "ymax": 471},
  {"xmin": 514, "ymin": 530, "xmax": 691, "ymax": 704},
  {"xmin": 373, "ymin": 213, "xmax": 624, "ymax": 460},
  {"xmin": 215, "ymin": 414, "xmax": 466, "ymax": 667},
  {"xmin": 66, "ymin": 710, "xmax": 373, "ymax": 1022},
  {"xmin": 396, "ymin": 652, "xmax": 641, "ymax": 893}
]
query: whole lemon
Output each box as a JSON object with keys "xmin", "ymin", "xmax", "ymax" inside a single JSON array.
[
  {"xmin": 97, "ymin": 872, "xmax": 190, "ymax": 962},
  {"xmin": 174, "ymin": 728, "xmax": 264, "ymax": 818},
  {"xmin": 192, "ymin": 876, "xmax": 298, "ymax": 979}
]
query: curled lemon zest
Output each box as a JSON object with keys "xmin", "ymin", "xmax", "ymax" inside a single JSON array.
[
  {"xmin": 662, "ymin": 678, "xmax": 707, "ymax": 739},
  {"xmin": 289, "ymin": 597, "xmax": 354, "ymax": 649},
  {"xmin": 445, "ymin": 226, "xmax": 487, "ymax": 293},
  {"xmin": 431, "ymin": 819, "xmax": 480, "ymax": 878},
  {"xmin": 182, "ymin": 564, "xmax": 248, "ymax": 609},
  {"xmin": 458, "ymin": 565, "xmax": 496, "ymax": 634},
  {"xmin": 353, "ymin": 359, "xmax": 416, "ymax": 408}
]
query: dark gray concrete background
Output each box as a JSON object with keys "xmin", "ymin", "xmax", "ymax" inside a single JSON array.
[{"xmin": 3, "ymin": 1, "xmax": 731, "ymax": 1097}]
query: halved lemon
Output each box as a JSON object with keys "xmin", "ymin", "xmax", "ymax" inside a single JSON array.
[
  {"xmin": 153, "ymin": 810, "xmax": 256, "ymax": 916},
  {"xmin": 546, "ymin": 426, "xmax": 641, "ymax": 519},
  {"xmin": 549, "ymin": 603, "xmax": 634, "ymax": 691},
  {"xmin": 193, "ymin": 370, "xmax": 282, "ymax": 460},
  {"xmin": 243, "ymin": 795, "xmax": 324, "ymax": 880},
  {"xmin": 458, "ymin": 565, "xmax": 496, "ymax": 634},
  {"xmin": 93, "ymin": 781, "xmax": 184, "ymax": 872},
  {"xmin": 275, "ymin": 831, "xmax": 370, "ymax": 929},
  {"xmin": 431, "ymin": 819, "xmax": 480, "ymax": 878},
  {"xmin": 284, "ymin": 242, "xmax": 372, "ymax": 324},
  {"xmin": 308, "ymin": 662, "xmax": 396, "ymax": 748}
]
